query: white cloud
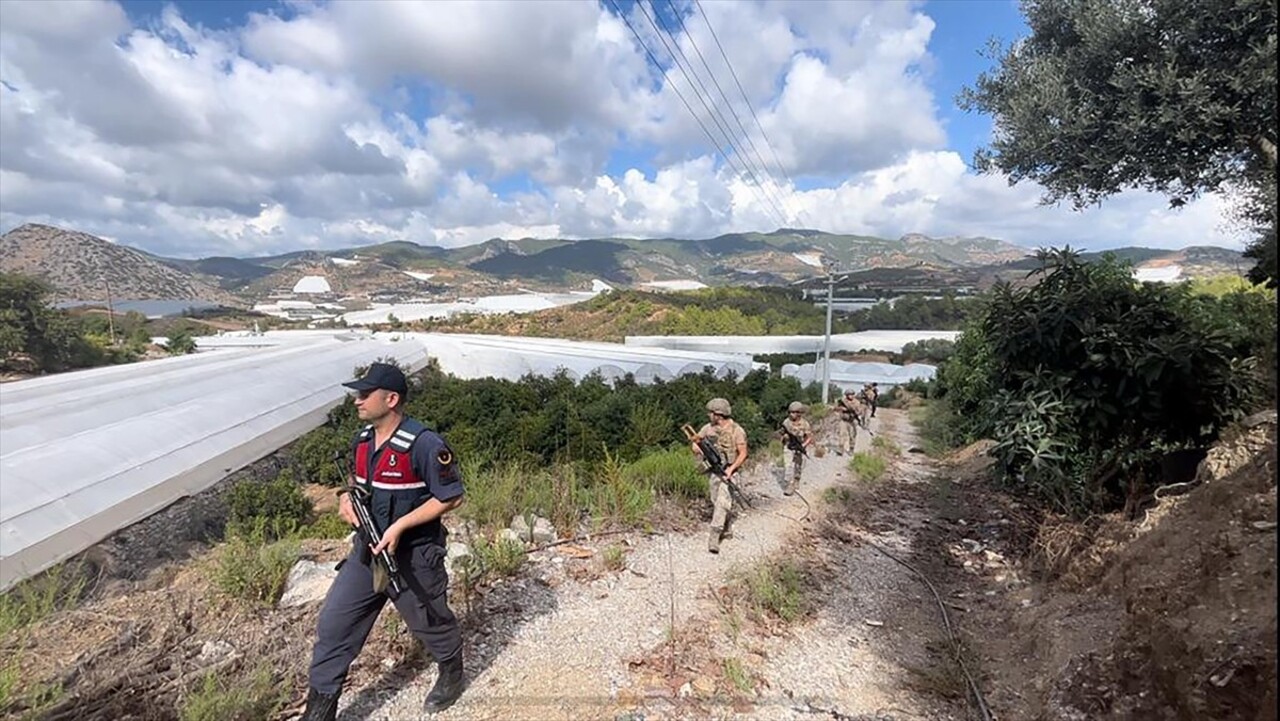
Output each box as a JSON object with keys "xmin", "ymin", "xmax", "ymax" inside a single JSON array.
[{"xmin": 0, "ymin": 0, "xmax": 1248, "ymax": 259}]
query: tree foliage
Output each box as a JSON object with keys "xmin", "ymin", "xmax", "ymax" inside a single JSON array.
[
  {"xmin": 935, "ymin": 249, "xmax": 1262, "ymax": 514},
  {"xmin": 961, "ymin": 0, "xmax": 1277, "ymax": 283},
  {"xmin": 0, "ymin": 273, "xmax": 120, "ymax": 373},
  {"xmin": 290, "ymin": 362, "xmax": 824, "ymax": 487}
]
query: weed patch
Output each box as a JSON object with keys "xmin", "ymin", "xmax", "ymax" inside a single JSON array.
[
  {"xmin": 179, "ymin": 666, "xmax": 287, "ymax": 721},
  {"xmin": 872, "ymin": 435, "xmax": 902, "ymax": 457},
  {"xmin": 849, "ymin": 452, "xmax": 888, "ymax": 482},
  {"xmin": 602, "ymin": 544, "xmax": 627, "ymax": 572},
  {"xmin": 212, "ymin": 522, "xmax": 300, "ymax": 606},
  {"xmin": 734, "ymin": 559, "xmax": 810, "ymax": 623},
  {"xmin": 0, "ymin": 561, "xmax": 89, "ymax": 637},
  {"xmin": 469, "ymin": 535, "xmax": 527, "ymax": 579}
]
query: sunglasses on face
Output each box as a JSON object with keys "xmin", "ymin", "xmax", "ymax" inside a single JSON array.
[{"xmin": 355, "ymin": 389, "xmax": 380, "ymax": 401}]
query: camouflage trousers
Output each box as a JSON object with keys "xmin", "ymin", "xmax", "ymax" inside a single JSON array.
[
  {"xmin": 707, "ymin": 472, "xmax": 733, "ymax": 532},
  {"xmin": 783, "ymin": 450, "xmax": 805, "ymax": 492},
  {"xmin": 837, "ymin": 419, "xmax": 859, "ymax": 455}
]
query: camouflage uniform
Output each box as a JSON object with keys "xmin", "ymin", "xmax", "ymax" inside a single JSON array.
[
  {"xmin": 863, "ymin": 383, "xmax": 879, "ymax": 418},
  {"xmin": 695, "ymin": 398, "xmax": 748, "ymax": 553},
  {"xmin": 834, "ymin": 392, "xmax": 866, "ymax": 455},
  {"xmin": 781, "ymin": 414, "xmax": 812, "ymax": 495}
]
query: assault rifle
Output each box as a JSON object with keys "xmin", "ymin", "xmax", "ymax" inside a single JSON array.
[
  {"xmin": 333, "ymin": 451, "xmax": 407, "ymax": 597},
  {"xmin": 681, "ymin": 424, "xmax": 753, "ymax": 509},
  {"xmin": 780, "ymin": 425, "xmax": 810, "ymax": 456}
]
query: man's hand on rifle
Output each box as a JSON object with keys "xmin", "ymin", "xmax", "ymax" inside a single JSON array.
[
  {"xmin": 338, "ymin": 492, "xmax": 360, "ymax": 527},
  {"xmin": 371, "ymin": 521, "xmax": 404, "ymax": 555}
]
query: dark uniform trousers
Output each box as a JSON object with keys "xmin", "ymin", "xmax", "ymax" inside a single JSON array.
[{"xmin": 309, "ymin": 540, "xmax": 461, "ymax": 694}]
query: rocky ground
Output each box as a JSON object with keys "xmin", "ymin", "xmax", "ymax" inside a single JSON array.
[
  {"xmin": 339, "ymin": 409, "xmax": 971, "ymax": 721},
  {"xmin": 5, "ymin": 407, "xmax": 1273, "ymax": 721}
]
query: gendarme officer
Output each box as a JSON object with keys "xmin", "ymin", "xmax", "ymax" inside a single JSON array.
[{"xmin": 302, "ymin": 363, "xmax": 466, "ymax": 720}]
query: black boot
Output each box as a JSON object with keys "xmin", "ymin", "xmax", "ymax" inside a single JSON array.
[
  {"xmin": 300, "ymin": 688, "xmax": 341, "ymax": 721},
  {"xmin": 423, "ymin": 653, "xmax": 466, "ymax": 714}
]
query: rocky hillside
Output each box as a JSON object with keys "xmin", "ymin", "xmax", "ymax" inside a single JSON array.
[
  {"xmin": 1, "ymin": 223, "xmax": 1247, "ymax": 305},
  {"xmin": 0, "ymin": 224, "xmax": 238, "ymax": 304}
]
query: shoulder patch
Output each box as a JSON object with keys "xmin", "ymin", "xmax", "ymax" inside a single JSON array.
[{"xmin": 435, "ymin": 443, "xmax": 460, "ymax": 484}]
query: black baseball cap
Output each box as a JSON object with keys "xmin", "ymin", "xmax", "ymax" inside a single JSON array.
[{"xmin": 343, "ymin": 362, "xmax": 408, "ymax": 395}]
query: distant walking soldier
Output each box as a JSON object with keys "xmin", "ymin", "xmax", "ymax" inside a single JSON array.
[
  {"xmin": 302, "ymin": 363, "xmax": 467, "ymax": 720},
  {"xmin": 863, "ymin": 383, "xmax": 880, "ymax": 418},
  {"xmin": 690, "ymin": 397, "xmax": 749, "ymax": 553},
  {"xmin": 780, "ymin": 401, "xmax": 814, "ymax": 496},
  {"xmin": 834, "ymin": 389, "xmax": 867, "ymax": 456}
]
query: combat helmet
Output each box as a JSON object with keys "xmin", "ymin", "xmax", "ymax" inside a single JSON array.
[{"xmin": 706, "ymin": 398, "xmax": 733, "ymax": 417}]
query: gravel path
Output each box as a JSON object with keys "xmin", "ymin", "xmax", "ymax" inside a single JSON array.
[{"xmin": 338, "ymin": 410, "xmax": 960, "ymax": 721}]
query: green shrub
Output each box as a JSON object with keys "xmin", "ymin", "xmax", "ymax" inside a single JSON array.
[
  {"xmin": 225, "ymin": 473, "xmax": 313, "ymax": 541},
  {"xmin": 296, "ymin": 512, "xmax": 352, "ymax": 540},
  {"xmin": 938, "ymin": 249, "xmax": 1257, "ymax": 514},
  {"xmin": 213, "ymin": 522, "xmax": 300, "ymax": 606},
  {"xmin": 620, "ymin": 448, "xmax": 704, "ymax": 501},
  {"xmin": 469, "ymin": 535, "xmax": 527, "ymax": 579}
]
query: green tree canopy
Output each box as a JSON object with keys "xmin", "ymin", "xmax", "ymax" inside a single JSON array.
[{"xmin": 961, "ymin": 0, "xmax": 1277, "ymax": 283}]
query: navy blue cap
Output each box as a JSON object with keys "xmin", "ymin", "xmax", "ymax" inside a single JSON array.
[{"xmin": 343, "ymin": 362, "xmax": 408, "ymax": 395}]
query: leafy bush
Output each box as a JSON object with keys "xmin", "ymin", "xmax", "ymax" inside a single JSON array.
[
  {"xmin": 937, "ymin": 249, "xmax": 1257, "ymax": 514},
  {"xmin": 893, "ymin": 337, "xmax": 956, "ymax": 364},
  {"xmin": 619, "ymin": 448, "xmax": 705, "ymax": 501},
  {"xmin": 292, "ymin": 364, "xmax": 822, "ymax": 488},
  {"xmin": 225, "ymin": 473, "xmax": 313, "ymax": 541}
]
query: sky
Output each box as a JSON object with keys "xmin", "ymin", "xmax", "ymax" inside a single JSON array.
[{"xmin": 0, "ymin": 0, "xmax": 1250, "ymax": 259}]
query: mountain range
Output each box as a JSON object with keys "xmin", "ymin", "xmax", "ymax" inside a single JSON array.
[{"xmin": 0, "ymin": 223, "xmax": 1246, "ymax": 306}]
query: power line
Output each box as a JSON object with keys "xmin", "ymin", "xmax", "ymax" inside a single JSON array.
[
  {"xmin": 664, "ymin": 0, "xmax": 796, "ymax": 225},
  {"xmin": 693, "ymin": 0, "xmax": 813, "ymax": 229},
  {"xmin": 644, "ymin": 0, "xmax": 790, "ymax": 228},
  {"xmin": 604, "ymin": 0, "xmax": 741, "ymax": 209},
  {"xmin": 626, "ymin": 0, "xmax": 790, "ymax": 230}
]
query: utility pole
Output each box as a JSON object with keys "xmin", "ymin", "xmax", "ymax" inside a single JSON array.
[
  {"xmin": 821, "ymin": 271, "xmax": 835, "ymax": 404},
  {"xmin": 104, "ymin": 276, "xmax": 117, "ymax": 346}
]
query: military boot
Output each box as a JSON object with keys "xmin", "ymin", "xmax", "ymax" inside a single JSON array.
[
  {"xmin": 300, "ymin": 688, "xmax": 340, "ymax": 721},
  {"xmin": 423, "ymin": 653, "xmax": 466, "ymax": 714},
  {"xmin": 708, "ymin": 527, "xmax": 721, "ymax": 553}
]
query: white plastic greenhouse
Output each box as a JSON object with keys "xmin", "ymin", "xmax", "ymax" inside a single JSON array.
[
  {"xmin": 624, "ymin": 330, "xmax": 961, "ymax": 355},
  {"xmin": 0, "ymin": 333, "xmax": 428, "ymax": 590},
  {"xmin": 781, "ymin": 359, "xmax": 938, "ymax": 394},
  {"xmin": 0, "ymin": 330, "xmax": 767, "ymax": 589}
]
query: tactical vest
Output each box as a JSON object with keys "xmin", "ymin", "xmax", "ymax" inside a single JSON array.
[
  {"xmin": 351, "ymin": 419, "xmax": 442, "ymax": 546},
  {"xmin": 709, "ymin": 420, "xmax": 744, "ymax": 466}
]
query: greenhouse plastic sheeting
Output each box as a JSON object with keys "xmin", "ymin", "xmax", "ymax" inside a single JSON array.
[
  {"xmin": 413, "ymin": 333, "xmax": 763, "ymax": 382},
  {"xmin": 624, "ymin": 330, "xmax": 960, "ymax": 355},
  {"xmin": 781, "ymin": 359, "xmax": 938, "ymax": 394},
  {"xmin": 0, "ymin": 334, "xmax": 427, "ymax": 590}
]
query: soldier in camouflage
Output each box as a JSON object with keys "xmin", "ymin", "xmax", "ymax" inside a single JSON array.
[
  {"xmin": 780, "ymin": 401, "xmax": 813, "ymax": 496},
  {"xmin": 691, "ymin": 397, "xmax": 749, "ymax": 553},
  {"xmin": 834, "ymin": 389, "xmax": 867, "ymax": 456},
  {"xmin": 863, "ymin": 383, "xmax": 879, "ymax": 418}
]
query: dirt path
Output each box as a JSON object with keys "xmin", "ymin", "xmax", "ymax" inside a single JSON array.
[{"xmin": 340, "ymin": 409, "xmax": 969, "ymax": 721}]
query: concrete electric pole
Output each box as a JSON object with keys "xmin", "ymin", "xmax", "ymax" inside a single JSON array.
[{"xmin": 821, "ymin": 271, "xmax": 836, "ymax": 404}]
